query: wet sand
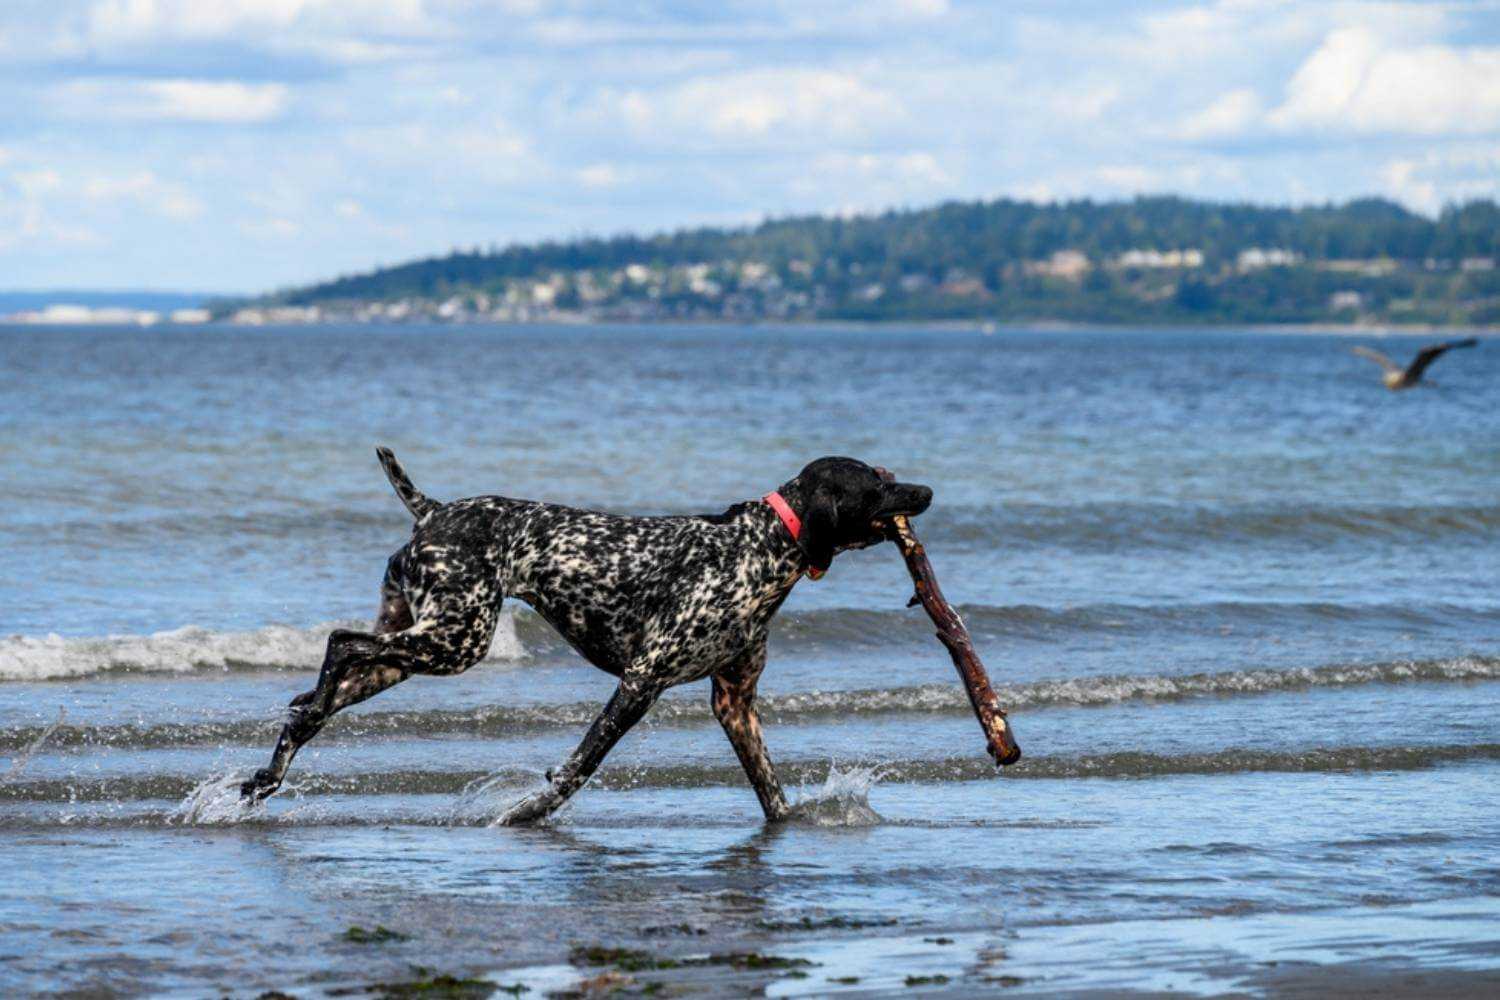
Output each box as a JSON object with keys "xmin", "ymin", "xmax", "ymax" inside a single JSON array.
[{"xmin": 294, "ymin": 905, "xmax": 1500, "ymax": 997}]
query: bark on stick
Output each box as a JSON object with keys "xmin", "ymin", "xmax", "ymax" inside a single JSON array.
[{"xmin": 885, "ymin": 513, "xmax": 1021, "ymax": 767}]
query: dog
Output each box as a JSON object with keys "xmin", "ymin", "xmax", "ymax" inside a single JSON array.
[{"xmin": 240, "ymin": 451, "xmax": 933, "ymax": 824}]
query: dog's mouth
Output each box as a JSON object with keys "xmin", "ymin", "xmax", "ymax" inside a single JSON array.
[
  {"xmin": 880, "ymin": 483, "xmax": 934, "ymax": 519},
  {"xmin": 847, "ymin": 481, "xmax": 933, "ymax": 550}
]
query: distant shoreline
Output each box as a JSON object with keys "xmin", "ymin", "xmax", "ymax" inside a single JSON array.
[{"xmin": 2, "ymin": 316, "xmax": 1496, "ymax": 336}]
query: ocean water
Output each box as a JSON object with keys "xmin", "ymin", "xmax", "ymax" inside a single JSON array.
[{"xmin": 1, "ymin": 323, "xmax": 1497, "ymax": 996}]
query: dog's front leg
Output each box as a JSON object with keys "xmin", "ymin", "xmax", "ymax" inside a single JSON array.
[
  {"xmin": 498, "ymin": 676, "xmax": 661, "ymax": 826},
  {"xmin": 241, "ymin": 629, "xmax": 411, "ymax": 801},
  {"xmin": 711, "ymin": 646, "xmax": 791, "ymax": 822}
]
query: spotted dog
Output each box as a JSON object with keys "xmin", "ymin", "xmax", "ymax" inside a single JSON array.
[{"xmin": 240, "ymin": 451, "xmax": 933, "ymax": 824}]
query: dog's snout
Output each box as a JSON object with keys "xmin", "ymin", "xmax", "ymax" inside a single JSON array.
[{"xmin": 883, "ymin": 482, "xmax": 932, "ymax": 517}]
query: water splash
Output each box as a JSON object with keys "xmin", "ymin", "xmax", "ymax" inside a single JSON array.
[
  {"xmin": 2, "ymin": 707, "xmax": 65, "ymax": 782},
  {"xmin": 787, "ymin": 763, "xmax": 885, "ymax": 827},
  {"xmin": 447, "ymin": 768, "xmax": 555, "ymax": 827},
  {"xmin": 171, "ymin": 773, "xmax": 264, "ymax": 825},
  {"xmin": 451, "ymin": 770, "xmax": 523, "ymax": 825}
]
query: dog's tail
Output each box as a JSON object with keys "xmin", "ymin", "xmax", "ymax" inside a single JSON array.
[{"xmin": 376, "ymin": 446, "xmax": 440, "ymax": 521}]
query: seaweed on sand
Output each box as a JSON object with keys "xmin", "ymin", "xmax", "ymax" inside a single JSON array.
[
  {"xmin": 325, "ymin": 964, "xmax": 504, "ymax": 998},
  {"xmin": 342, "ymin": 925, "xmax": 411, "ymax": 944}
]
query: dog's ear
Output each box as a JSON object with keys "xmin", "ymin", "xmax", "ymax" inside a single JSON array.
[{"xmin": 797, "ymin": 487, "xmax": 838, "ymax": 573}]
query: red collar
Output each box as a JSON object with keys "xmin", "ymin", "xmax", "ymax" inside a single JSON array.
[{"xmin": 763, "ymin": 491, "xmax": 824, "ymax": 580}]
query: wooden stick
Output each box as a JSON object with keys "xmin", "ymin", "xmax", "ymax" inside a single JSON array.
[{"xmin": 884, "ymin": 513, "xmax": 1022, "ymax": 767}]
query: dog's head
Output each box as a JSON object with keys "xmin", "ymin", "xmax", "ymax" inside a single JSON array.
[{"xmin": 778, "ymin": 456, "xmax": 933, "ymax": 573}]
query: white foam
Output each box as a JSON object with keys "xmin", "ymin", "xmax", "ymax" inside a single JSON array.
[
  {"xmin": 450, "ymin": 768, "xmax": 543, "ymax": 827},
  {"xmin": 0, "ymin": 607, "xmax": 529, "ymax": 682},
  {"xmin": 789, "ymin": 763, "xmax": 885, "ymax": 827},
  {"xmin": 171, "ymin": 773, "xmax": 261, "ymax": 825}
]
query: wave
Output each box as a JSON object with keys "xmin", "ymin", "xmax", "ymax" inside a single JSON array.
[
  {"xmin": 774, "ymin": 600, "xmax": 1487, "ymax": 648},
  {"xmin": 7, "ymin": 597, "xmax": 1493, "ymax": 682},
  {"xmin": 13, "ymin": 500, "xmax": 1500, "ymax": 552},
  {"xmin": 5, "ymin": 655, "xmax": 1495, "ymax": 752},
  {"xmin": 6, "ymin": 743, "xmax": 1499, "ymax": 805},
  {"xmin": 934, "ymin": 501, "xmax": 1500, "ymax": 551},
  {"xmin": 0, "ymin": 611, "xmax": 531, "ymax": 682}
]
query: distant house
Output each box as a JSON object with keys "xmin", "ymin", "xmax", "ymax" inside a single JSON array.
[
  {"xmin": 1319, "ymin": 259, "xmax": 1398, "ymax": 277},
  {"xmin": 231, "ymin": 305, "xmax": 320, "ymax": 324},
  {"xmin": 1329, "ymin": 290, "xmax": 1364, "ymax": 312},
  {"xmin": 1115, "ymin": 248, "xmax": 1204, "ymax": 269},
  {"xmin": 1026, "ymin": 250, "xmax": 1092, "ymax": 280},
  {"xmin": 933, "ymin": 278, "xmax": 985, "ymax": 299},
  {"xmin": 1237, "ymin": 247, "xmax": 1300, "ymax": 270}
]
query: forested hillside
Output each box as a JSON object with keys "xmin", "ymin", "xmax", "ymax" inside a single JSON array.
[{"xmin": 233, "ymin": 197, "xmax": 1500, "ymax": 326}]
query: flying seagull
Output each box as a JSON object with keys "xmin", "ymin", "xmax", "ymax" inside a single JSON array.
[{"xmin": 1351, "ymin": 338, "xmax": 1478, "ymax": 390}]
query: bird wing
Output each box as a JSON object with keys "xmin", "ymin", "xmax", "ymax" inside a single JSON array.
[
  {"xmin": 1405, "ymin": 338, "xmax": 1478, "ymax": 380},
  {"xmin": 1351, "ymin": 346, "xmax": 1400, "ymax": 373}
]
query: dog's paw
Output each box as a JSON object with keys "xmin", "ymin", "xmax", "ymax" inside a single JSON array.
[
  {"xmin": 239, "ymin": 769, "xmax": 277, "ymax": 801},
  {"xmin": 496, "ymin": 791, "xmax": 556, "ymax": 826}
]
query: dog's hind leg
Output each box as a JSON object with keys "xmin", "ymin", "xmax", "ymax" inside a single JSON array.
[
  {"xmin": 497, "ymin": 673, "xmax": 662, "ymax": 825},
  {"xmin": 374, "ymin": 583, "xmax": 413, "ymax": 634},
  {"xmin": 711, "ymin": 643, "xmax": 791, "ymax": 822},
  {"xmin": 240, "ymin": 594, "xmax": 497, "ymax": 802}
]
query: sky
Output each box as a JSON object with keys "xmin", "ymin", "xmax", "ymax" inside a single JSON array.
[{"xmin": 1, "ymin": 1, "xmax": 1498, "ymax": 293}]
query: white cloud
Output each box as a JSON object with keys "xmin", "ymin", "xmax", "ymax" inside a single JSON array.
[
  {"xmin": 783, "ymin": 151, "xmax": 955, "ymax": 210},
  {"xmin": 14, "ymin": 169, "xmax": 63, "ymax": 198},
  {"xmin": 575, "ymin": 163, "xmax": 623, "ymax": 188},
  {"xmin": 0, "ymin": 203, "xmax": 102, "ymax": 250},
  {"xmin": 1173, "ymin": 27, "xmax": 1500, "ymax": 141},
  {"xmin": 239, "ymin": 216, "xmax": 300, "ymax": 239},
  {"xmin": 5, "ymin": 0, "xmax": 1500, "ymax": 289},
  {"xmin": 1055, "ymin": 84, "xmax": 1121, "ymax": 121},
  {"xmin": 1177, "ymin": 88, "xmax": 1265, "ymax": 140},
  {"xmin": 1127, "ymin": 0, "xmax": 1448, "ymax": 71},
  {"xmin": 1382, "ymin": 147, "xmax": 1500, "ymax": 214},
  {"xmin": 1094, "ymin": 164, "xmax": 1161, "ymax": 192},
  {"xmin": 0, "ymin": 169, "xmax": 103, "ymax": 250},
  {"xmin": 600, "ymin": 69, "xmax": 901, "ymax": 146},
  {"xmin": 891, "ymin": 0, "xmax": 949, "ymax": 16},
  {"xmin": 83, "ymin": 170, "xmax": 204, "ymax": 219},
  {"xmin": 452, "ymin": 122, "xmax": 530, "ymax": 162},
  {"xmin": 813, "ymin": 151, "xmax": 952, "ymax": 187},
  {"xmin": 339, "ymin": 118, "xmax": 536, "ymax": 191},
  {"xmin": 77, "ymin": 0, "xmax": 441, "ymax": 69},
  {"xmin": 140, "ymin": 80, "xmax": 290, "ymax": 123},
  {"xmin": 700, "ymin": 71, "xmax": 896, "ymax": 138},
  {"xmin": 56, "ymin": 79, "xmax": 290, "ymax": 123},
  {"xmin": 842, "ymin": 0, "xmax": 951, "ymax": 20},
  {"xmin": 1383, "ymin": 159, "xmax": 1441, "ymax": 215},
  {"xmin": 1270, "ymin": 28, "xmax": 1500, "ymax": 136},
  {"xmin": 86, "ymin": 0, "xmax": 431, "ymax": 43}
]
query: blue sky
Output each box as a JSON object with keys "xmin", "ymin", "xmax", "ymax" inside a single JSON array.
[{"xmin": 2, "ymin": 0, "xmax": 1498, "ymax": 293}]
